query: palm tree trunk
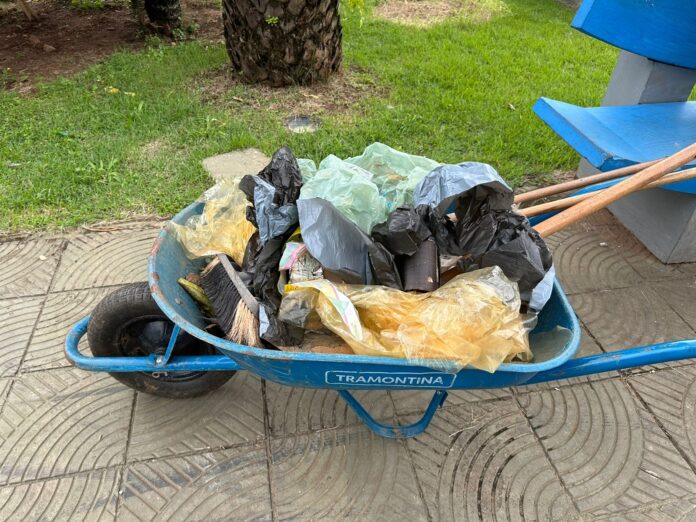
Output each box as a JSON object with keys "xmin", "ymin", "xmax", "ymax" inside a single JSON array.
[
  {"xmin": 222, "ymin": 0, "xmax": 343, "ymax": 86},
  {"xmin": 144, "ymin": 0, "xmax": 181, "ymax": 33}
]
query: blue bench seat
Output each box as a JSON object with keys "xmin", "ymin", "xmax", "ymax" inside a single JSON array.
[
  {"xmin": 534, "ymin": 98, "xmax": 696, "ymax": 194},
  {"xmin": 534, "ymin": 0, "xmax": 696, "ymax": 195}
]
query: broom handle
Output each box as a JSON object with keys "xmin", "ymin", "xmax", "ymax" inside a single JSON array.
[
  {"xmin": 521, "ymin": 167, "xmax": 696, "ymax": 217},
  {"xmin": 514, "ymin": 159, "xmax": 660, "ymax": 204},
  {"xmin": 534, "ymin": 142, "xmax": 696, "ymax": 238},
  {"xmin": 218, "ymin": 254, "xmax": 259, "ymax": 316}
]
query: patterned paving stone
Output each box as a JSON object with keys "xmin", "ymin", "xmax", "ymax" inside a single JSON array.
[
  {"xmin": 129, "ymin": 373, "xmax": 265, "ymax": 461},
  {"xmin": 602, "ymin": 496, "xmax": 696, "ymax": 521},
  {"xmin": 569, "ymin": 287, "xmax": 695, "ymax": 352},
  {"xmin": 0, "ymin": 468, "xmax": 119, "ymax": 521},
  {"xmin": 52, "ymin": 229, "xmax": 158, "ymax": 292},
  {"xmin": 629, "ymin": 365, "xmax": 696, "ymax": 469},
  {"xmin": 603, "ymin": 226, "xmax": 683, "ymax": 281},
  {"xmin": 405, "ymin": 399, "xmax": 577, "ymax": 521},
  {"xmin": 264, "ymin": 382, "xmax": 394, "ymax": 436},
  {"xmin": 0, "ymin": 369, "xmax": 133, "ymax": 485},
  {"xmin": 270, "ymin": 426, "xmax": 427, "ymax": 521},
  {"xmin": 23, "ymin": 287, "xmax": 117, "ymax": 372},
  {"xmin": 0, "ymin": 239, "xmax": 63, "ymax": 297},
  {"xmin": 574, "ymin": 208, "xmax": 617, "ymax": 228},
  {"xmin": 675, "ymin": 262, "xmax": 696, "ymax": 276},
  {"xmin": 0, "ymin": 382, "xmax": 12, "ymax": 408},
  {"xmin": 518, "ymin": 378, "xmax": 696, "ymax": 517},
  {"xmin": 650, "ymin": 278, "xmax": 696, "ymax": 332},
  {"xmin": 120, "ymin": 444, "xmax": 271, "ymax": 521},
  {"xmin": 545, "ymin": 225, "xmax": 643, "ymax": 294},
  {"xmin": 390, "ymin": 387, "xmax": 510, "ymax": 417},
  {"xmin": 0, "ymin": 297, "xmax": 42, "ymax": 377}
]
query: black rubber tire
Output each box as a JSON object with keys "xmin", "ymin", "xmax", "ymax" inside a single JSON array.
[{"xmin": 87, "ymin": 282, "xmax": 233, "ymax": 398}]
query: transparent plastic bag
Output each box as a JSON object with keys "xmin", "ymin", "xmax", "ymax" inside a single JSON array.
[
  {"xmin": 297, "ymin": 158, "xmax": 318, "ymax": 181},
  {"xmin": 346, "ymin": 142, "xmax": 440, "ymax": 211},
  {"xmin": 299, "ymin": 155, "xmax": 389, "ymax": 234},
  {"xmin": 297, "ymin": 143, "xmax": 440, "ymax": 234},
  {"xmin": 172, "ymin": 179, "xmax": 255, "ymax": 265},
  {"xmin": 279, "ymin": 266, "xmax": 532, "ymax": 372}
]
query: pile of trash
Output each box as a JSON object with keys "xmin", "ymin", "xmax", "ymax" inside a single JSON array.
[{"xmin": 173, "ymin": 143, "xmax": 554, "ymax": 372}]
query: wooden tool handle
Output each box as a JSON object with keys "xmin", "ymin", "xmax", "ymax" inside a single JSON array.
[
  {"xmin": 514, "ymin": 159, "xmax": 659, "ymax": 204},
  {"xmin": 521, "ymin": 167, "xmax": 696, "ymax": 217},
  {"xmin": 534, "ymin": 142, "xmax": 696, "ymax": 238},
  {"xmin": 218, "ymin": 254, "xmax": 259, "ymax": 316}
]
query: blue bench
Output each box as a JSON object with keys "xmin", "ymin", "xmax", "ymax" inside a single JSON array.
[{"xmin": 534, "ymin": 0, "xmax": 696, "ymax": 262}]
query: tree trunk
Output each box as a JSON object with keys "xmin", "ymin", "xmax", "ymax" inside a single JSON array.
[
  {"xmin": 222, "ymin": 0, "xmax": 343, "ymax": 87},
  {"xmin": 144, "ymin": 0, "xmax": 181, "ymax": 33}
]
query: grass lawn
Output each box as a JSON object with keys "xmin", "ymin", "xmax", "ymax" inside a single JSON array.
[{"xmin": 0, "ymin": 0, "xmax": 617, "ymax": 231}]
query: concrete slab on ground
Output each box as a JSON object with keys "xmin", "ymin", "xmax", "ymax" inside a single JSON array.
[{"xmin": 202, "ymin": 148, "xmax": 270, "ymax": 182}]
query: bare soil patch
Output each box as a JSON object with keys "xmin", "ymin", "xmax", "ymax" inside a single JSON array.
[
  {"xmin": 374, "ymin": 0, "xmax": 508, "ymax": 27},
  {"xmin": 0, "ymin": 0, "xmax": 222, "ymax": 91},
  {"xmin": 194, "ymin": 65, "xmax": 388, "ymax": 117},
  {"xmin": 0, "ymin": 0, "xmax": 141, "ymax": 89}
]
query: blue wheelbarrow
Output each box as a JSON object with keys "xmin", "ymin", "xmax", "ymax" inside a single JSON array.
[{"xmin": 65, "ymin": 197, "xmax": 696, "ymax": 438}]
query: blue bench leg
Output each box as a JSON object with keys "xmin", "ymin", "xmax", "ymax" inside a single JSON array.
[{"xmin": 339, "ymin": 389, "xmax": 448, "ymax": 438}]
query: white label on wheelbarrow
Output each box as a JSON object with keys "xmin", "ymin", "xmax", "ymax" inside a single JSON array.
[{"xmin": 325, "ymin": 371, "xmax": 455, "ymax": 387}]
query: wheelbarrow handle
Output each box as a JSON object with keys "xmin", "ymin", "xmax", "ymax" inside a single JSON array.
[
  {"xmin": 525, "ymin": 339, "xmax": 696, "ymax": 384},
  {"xmin": 65, "ymin": 316, "xmax": 242, "ymax": 372}
]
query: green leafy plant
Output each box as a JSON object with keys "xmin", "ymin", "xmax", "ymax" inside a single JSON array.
[
  {"xmin": 70, "ymin": 0, "xmax": 105, "ymax": 9},
  {"xmin": 144, "ymin": 35, "xmax": 163, "ymax": 48},
  {"xmin": 0, "ymin": 68, "xmax": 21, "ymax": 89},
  {"xmin": 172, "ymin": 27, "xmax": 187, "ymax": 40}
]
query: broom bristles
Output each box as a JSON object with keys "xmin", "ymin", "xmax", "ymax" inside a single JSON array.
[{"xmin": 228, "ymin": 302, "xmax": 261, "ymax": 347}]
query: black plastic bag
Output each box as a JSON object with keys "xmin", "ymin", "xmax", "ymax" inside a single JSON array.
[
  {"xmin": 239, "ymin": 146, "xmax": 302, "ymax": 210},
  {"xmin": 239, "ymin": 147, "xmax": 305, "ymax": 347},
  {"xmin": 372, "ymin": 206, "xmax": 432, "ymax": 256},
  {"xmin": 420, "ymin": 204, "xmax": 551, "ymax": 305},
  {"xmin": 298, "ymin": 198, "xmax": 403, "ymax": 289},
  {"xmin": 412, "ymin": 163, "xmax": 552, "ymax": 308},
  {"xmin": 239, "ymin": 146, "xmax": 303, "ymax": 244}
]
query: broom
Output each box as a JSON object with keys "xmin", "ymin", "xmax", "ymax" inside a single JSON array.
[
  {"xmin": 534, "ymin": 142, "xmax": 696, "ymax": 237},
  {"xmin": 201, "ymin": 254, "xmax": 260, "ymax": 347},
  {"xmin": 521, "ymin": 167, "xmax": 696, "ymax": 218}
]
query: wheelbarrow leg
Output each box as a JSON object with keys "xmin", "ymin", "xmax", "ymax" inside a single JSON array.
[{"xmin": 339, "ymin": 389, "xmax": 448, "ymax": 439}]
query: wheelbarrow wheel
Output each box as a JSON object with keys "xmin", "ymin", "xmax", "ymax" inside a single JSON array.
[{"xmin": 87, "ymin": 282, "xmax": 233, "ymax": 398}]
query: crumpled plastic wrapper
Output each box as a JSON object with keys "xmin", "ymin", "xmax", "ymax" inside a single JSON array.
[
  {"xmin": 172, "ymin": 178, "xmax": 255, "ymax": 266},
  {"xmin": 279, "ymin": 266, "xmax": 532, "ymax": 372}
]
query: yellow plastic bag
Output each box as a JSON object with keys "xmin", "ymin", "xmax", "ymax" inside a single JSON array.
[
  {"xmin": 280, "ymin": 266, "xmax": 531, "ymax": 372},
  {"xmin": 172, "ymin": 179, "xmax": 255, "ymax": 265}
]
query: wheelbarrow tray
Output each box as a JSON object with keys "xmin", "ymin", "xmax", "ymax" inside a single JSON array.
[
  {"xmin": 65, "ymin": 197, "xmax": 696, "ymax": 438},
  {"xmin": 146, "ymin": 201, "xmax": 581, "ymax": 390}
]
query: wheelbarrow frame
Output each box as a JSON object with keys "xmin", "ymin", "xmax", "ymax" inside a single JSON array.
[{"xmin": 64, "ymin": 183, "xmax": 696, "ymax": 438}]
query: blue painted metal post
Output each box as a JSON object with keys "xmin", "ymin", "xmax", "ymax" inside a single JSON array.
[
  {"xmin": 157, "ymin": 324, "xmax": 181, "ymax": 366},
  {"xmin": 339, "ymin": 389, "xmax": 448, "ymax": 438}
]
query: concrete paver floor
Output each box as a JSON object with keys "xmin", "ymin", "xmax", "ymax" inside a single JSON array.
[{"xmin": 1, "ymin": 211, "xmax": 696, "ymax": 521}]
